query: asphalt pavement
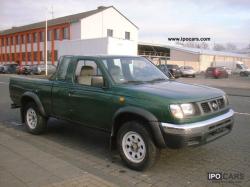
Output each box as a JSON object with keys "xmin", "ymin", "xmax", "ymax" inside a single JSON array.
[{"xmin": 0, "ymin": 74, "xmax": 250, "ymax": 187}]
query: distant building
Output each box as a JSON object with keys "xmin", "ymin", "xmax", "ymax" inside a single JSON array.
[
  {"xmin": 138, "ymin": 42, "xmax": 250, "ymax": 71},
  {"xmin": 0, "ymin": 6, "xmax": 138, "ymax": 65},
  {"xmin": 235, "ymin": 48, "xmax": 250, "ymax": 57}
]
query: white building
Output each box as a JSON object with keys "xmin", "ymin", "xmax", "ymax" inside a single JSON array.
[{"xmin": 0, "ymin": 6, "xmax": 139, "ymax": 65}]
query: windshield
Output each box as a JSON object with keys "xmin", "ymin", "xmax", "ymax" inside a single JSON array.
[
  {"xmin": 241, "ymin": 64, "xmax": 248, "ymax": 69},
  {"xmin": 183, "ymin": 66, "xmax": 193, "ymax": 69},
  {"xmin": 101, "ymin": 57, "xmax": 168, "ymax": 84}
]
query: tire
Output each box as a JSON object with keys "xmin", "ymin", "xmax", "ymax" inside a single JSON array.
[
  {"xmin": 240, "ymin": 72, "xmax": 247, "ymax": 77},
  {"xmin": 117, "ymin": 121, "xmax": 160, "ymax": 171},
  {"xmin": 23, "ymin": 102, "xmax": 47, "ymax": 134}
]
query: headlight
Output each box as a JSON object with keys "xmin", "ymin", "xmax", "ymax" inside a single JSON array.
[
  {"xmin": 170, "ymin": 103, "xmax": 195, "ymax": 119},
  {"xmin": 170, "ymin": 105, "xmax": 184, "ymax": 119},
  {"xmin": 180, "ymin": 103, "xmax": 195, "ymax": 115}
]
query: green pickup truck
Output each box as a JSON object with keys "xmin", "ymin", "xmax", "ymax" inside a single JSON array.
[{"xmin": 9, "ymin": 55, "xmax": 234, "ymax": 170}]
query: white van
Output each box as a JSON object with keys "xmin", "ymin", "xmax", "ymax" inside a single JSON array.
[{"xmin": 211, "ymin": 61, "xmax": 248, "ymax": 73}]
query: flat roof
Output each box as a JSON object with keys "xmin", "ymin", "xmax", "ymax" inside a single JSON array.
[{"xmin": 139, "ymin": 42, "xmax": 250, "ymax": 59}]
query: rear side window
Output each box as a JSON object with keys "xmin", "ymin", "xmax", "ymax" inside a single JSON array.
[{"xmin": 57, "ymin": 57, "xmax": 71, "ymax": 81}]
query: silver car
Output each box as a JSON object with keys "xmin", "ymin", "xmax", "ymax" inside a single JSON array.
[
  {"xmin": 32, "ymin": 64, "xmax": 56, "ymax": 75},
  {"xmin": 180, "ymin": 66, "xmax": 196, "ymax": 77}
]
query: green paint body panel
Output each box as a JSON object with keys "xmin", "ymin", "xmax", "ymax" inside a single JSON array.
[{"xmin": 9, "ymin": 56, "xmax": 229, "ymax": 133}]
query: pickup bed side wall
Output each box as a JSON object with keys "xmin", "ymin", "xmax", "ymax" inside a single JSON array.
[{"xmin": 21, "ymin": 92, "xmax": 47, "ymax": 116}]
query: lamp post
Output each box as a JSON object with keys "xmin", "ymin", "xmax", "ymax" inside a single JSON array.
[{"xmin": 45, "ymin": 16, "xmax": 48, "ymax": 76}]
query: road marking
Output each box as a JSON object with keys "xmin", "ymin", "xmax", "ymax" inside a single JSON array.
[{"xmin": 235, "ymin": 112, "xmax": 250, "ymax": 116}]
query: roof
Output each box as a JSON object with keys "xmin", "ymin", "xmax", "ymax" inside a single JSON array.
[
  {"xmin": 0, "ymin": 6, "xmax": 138, "ymax": 35},
  {"xmin": 139, "ymin": 42, "xmax": 250, "ymax": 59}
]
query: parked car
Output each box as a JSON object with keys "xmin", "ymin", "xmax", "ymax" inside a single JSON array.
[
  {"xmin": 165, "ymin": 64, "xmax": 181, "ymax": 78},
  {"xmin": 157, "ymin": 64, "xmax": 173, "ymax": 78},
  {"xmin": 0, "ymin": 65, "xmax": 4, "ymax": 73},
  {"xmin": 23, "ymin": 65, "xmax": 34, "ymax": 75},
  {"xmin": 221, "ymin": 66, "xmax": 232, "ymax": 75},
  {"xmin": 211, "ymin": 61, "xmax": 246, "ymax": 73},
  {"xmin": 0, "ymin": 64, "xmax": 18, "ymax": 74},
  {"xmin": 179, "ymin": 66, "xmax": 196, "ymax": 77},
  {"xmin": 9, "ymin": 55, "xmax": 234, "ymax": 171},
  {"xmin": 16, "ymin": 65, "xmax": 33, "ymax": 75},
  {"xmin": 240, "ymin": 70, "xmax": 250, "ymax": 77},
  {"xmin": 31, "ymin": 64, "xmax": 56, "ymax": 75},
  {"xmin": 205, "ymin": 67, "xmax": 229, "ymax": 78}
]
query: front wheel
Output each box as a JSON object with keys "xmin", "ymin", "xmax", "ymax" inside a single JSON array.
[
  {"xmin": 24, "ymin": 102, "xmax": 47, "ymax": 134},
  {"xmin": 117, "ymin": 121, "xmax": 160, "ymax": 171}
]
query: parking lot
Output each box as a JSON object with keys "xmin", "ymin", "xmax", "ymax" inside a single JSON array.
[{"xmin": 0, "ymin": 74, "xmax": 249, "ymax": 187}]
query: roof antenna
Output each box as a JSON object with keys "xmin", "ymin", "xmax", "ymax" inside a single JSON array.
[{"xmin": 49, "ymin": 5, "xmax": 54, "ymax": 19}]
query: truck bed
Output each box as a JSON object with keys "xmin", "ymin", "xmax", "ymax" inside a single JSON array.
[{"xmin": 9, "ymin": 76, "xmax": 53, "ymax": 110}]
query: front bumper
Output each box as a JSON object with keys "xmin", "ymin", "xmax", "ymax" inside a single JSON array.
[{"xmin": 161, "ymin": 109, "xmax": 234, "ymax": 148}]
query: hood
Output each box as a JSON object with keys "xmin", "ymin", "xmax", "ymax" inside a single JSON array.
[{"xmin": 115, "ymin": 80, "xmax": 225, "ymax": 103}]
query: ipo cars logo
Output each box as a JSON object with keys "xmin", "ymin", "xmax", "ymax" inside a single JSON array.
[{"xmin": 208, "ymin": 172, "xmax": 244, "ymax": 184}]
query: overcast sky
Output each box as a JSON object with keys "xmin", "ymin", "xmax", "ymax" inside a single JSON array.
[{"xmin": 1, "ymin": 0, "xmax": 250, "ymax": 48}]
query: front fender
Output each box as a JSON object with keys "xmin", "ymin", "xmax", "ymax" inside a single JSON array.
[{"xmin": 111, "ymin": 106, "xmax": 166, "ymax": 148}]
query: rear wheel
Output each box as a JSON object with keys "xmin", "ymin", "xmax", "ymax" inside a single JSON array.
[
  {"xmin": 117, "ymin": 121, "xmax": 160, "ymax": 171},
  {"xmin": 240, "ymin": 72, "xmax": 247, "ymax": 77},
  {"xmin": 24, "ymin": 102, "xmax": 47, "ymax": 134}
]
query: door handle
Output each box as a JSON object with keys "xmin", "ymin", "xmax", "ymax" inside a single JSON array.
[{"xmin": 68, "ymin": 91, "xmax": 75, "ymax": 97}]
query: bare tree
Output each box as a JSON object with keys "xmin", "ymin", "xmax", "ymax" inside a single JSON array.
[
  {"xmin": 175, "ymin": 41, "xmax": 210, "ymax": 49},
  {"xmin": 226, "ymin": 43, "xmax": 237, "ymax": 51},
  {"xmin": 213, "ymin": 43, "xmax": 226, "ymax": 51}
]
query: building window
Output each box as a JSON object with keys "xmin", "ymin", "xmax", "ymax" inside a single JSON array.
[
  {"xmin": 125, "ymin": 31, "xmax": 130, "ymax": 40},
  {"xmin": 18, "ymin": 35, "xmax": 21, "ymax": 44},
  {"xmin": 8, "ymin": 37, "xmax": 11, "ymax": 45},
  {"xmin": 10, "ymin": 37, "xmax": 13, "ymax": 45},
  {"xmin": 28, "ymin": 52, "xmax": 31, "ymax": 61},
  {"xmin": 54, "ymin": 50, "xmax": 58, "ymax": 61},
  {"xmin": 21, "ymin": 35, "xmax": 25, "ymax": 44},
  {"xmin": 63, "ymin": 27, "xmax": 69, "ymax": 39},
  {"xmin": 55, "ymin": 29, "xmax": 60, "ymax": 40},
  {"xmin": 33, "ymin": 33, "xmax": 38, "ymax": 42},
  {"xmin": 47, "ymin": 30, "xmax": 52, "ymax": 41},
  {"xmin": 107, "ymin": 29, "xmax": 113, "ymax": 37},
  {"xmin": 40, "ymin": 31, "xmax": 44, "ymax": 42},
  {"xmin": 39, "ymin": 51, "xmax": 43, "ymax": 61},
  {"xmin": 27, "ymin": 34, "xmax": 32, "ymax": 43},
  {"xmin": 34, "ymin": 51, "xmax": 37, "ymax": 61},
  {"xmin": 22, "ymin": 53, "xmax": 25, "ymax": 61}
]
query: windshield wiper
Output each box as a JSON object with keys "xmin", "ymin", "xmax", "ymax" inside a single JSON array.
[
  {"xmin": 147, "ymin": 78, "xmax": 168, "ymax": 83},
  {"xmin": 124, "ymin": 80, "xmax": 146, "ymax": 84}
]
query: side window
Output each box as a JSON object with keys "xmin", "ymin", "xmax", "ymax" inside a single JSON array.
[
  {"xmin": 125, "ymin": 31, "xmax": 130, "ymax": 40},
  {"xmin": 236, "ymin": 64, "xmax": 243, "ymax": 69},
  {"xmin": 107, "ymin": 29, "xmax": 113, "ymax": 37},
  {"xmin": 75, "ymin": 60, "xmax": 102, "ymax": 86},
  {"xmin": 57, "ymin": 57, "xmax": 71, "ymax": 81}
]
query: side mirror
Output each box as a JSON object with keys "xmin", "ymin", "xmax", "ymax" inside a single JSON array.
[{"xmin": 91, "ymin": 76, "xmax": 104, "ymax": 87}]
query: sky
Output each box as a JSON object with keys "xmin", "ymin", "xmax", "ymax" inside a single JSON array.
[{"xmin": 1, "ymin": 0, "xmax": 250, "ymax": 48}]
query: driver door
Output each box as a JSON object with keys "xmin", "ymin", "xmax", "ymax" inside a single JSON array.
[{"xmin": 69, "ymin": 58, "xmax": 114, "ymax": 130}]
